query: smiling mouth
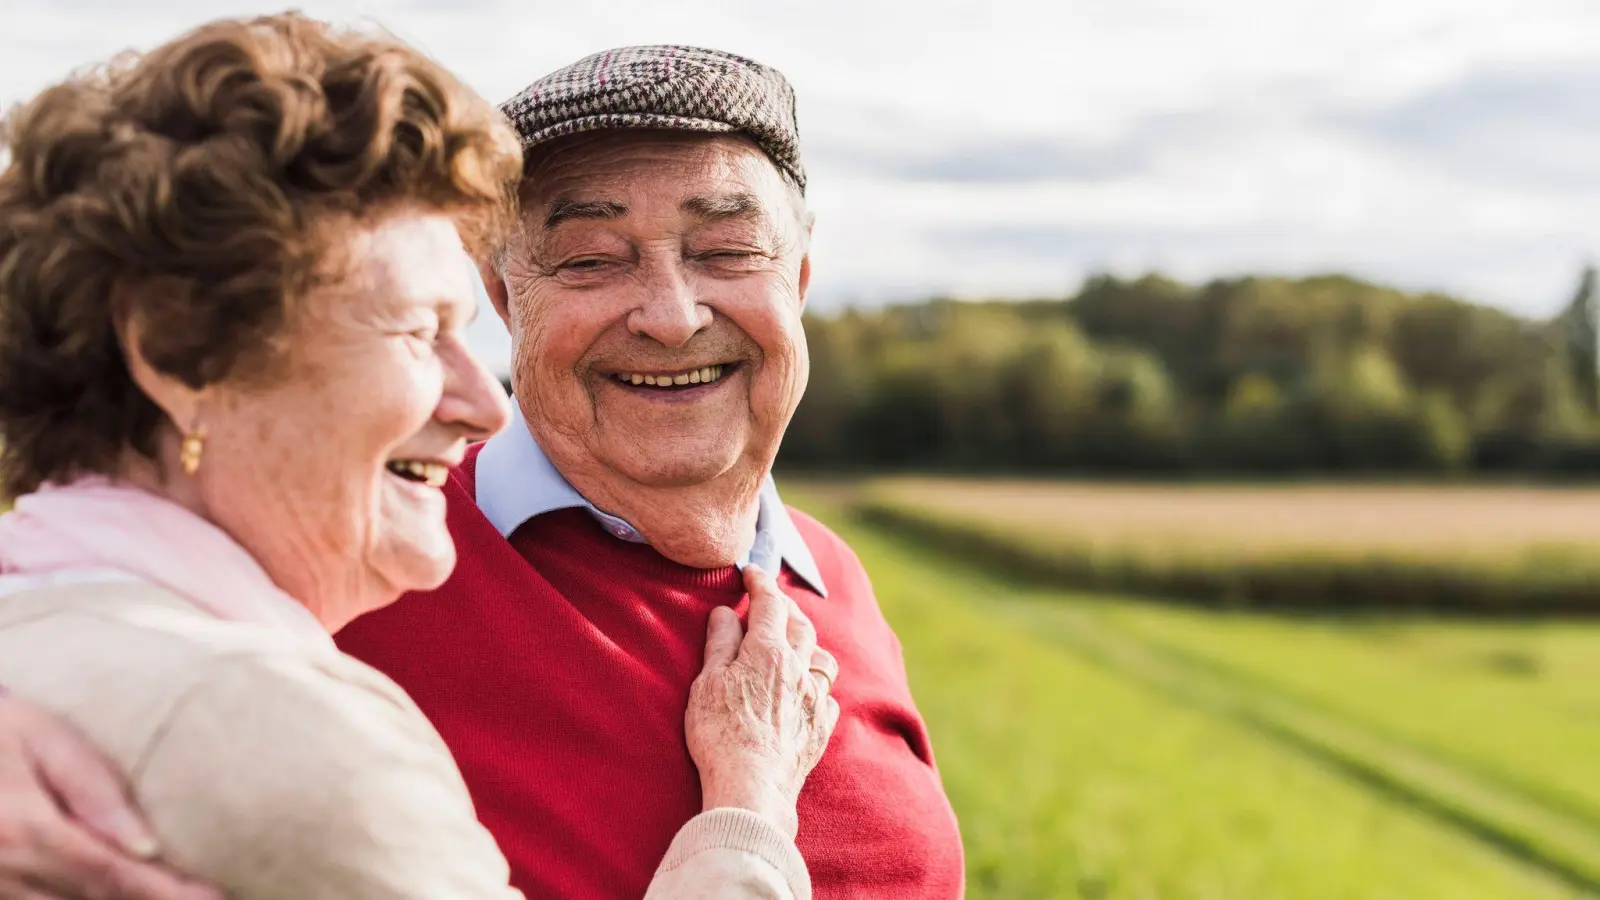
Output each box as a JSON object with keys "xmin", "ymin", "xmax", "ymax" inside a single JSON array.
[
  {"xmin": 385, "ymin": 460, "xmax": 450, "ymax": 488},
  {"xmin": 609, "ymin": 363, "xmax": 734, "ymax": 390}
]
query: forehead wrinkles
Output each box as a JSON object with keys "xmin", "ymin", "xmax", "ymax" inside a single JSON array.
[
  {"xmin": 518, "ymin": 133, "xmax": 789, "ymax": 235},
  {"xmin": 529, "ymin": 133, "xmax": 749, "ymax": 196}
]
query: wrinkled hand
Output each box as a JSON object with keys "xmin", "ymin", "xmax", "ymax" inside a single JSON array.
[
  {"xmin": 686, "ymin": 565, "xmax": 841, "ymax": 840},
  {"xmin": 0, "ymin": 693, "xmax": 221, "ymax": 900}
]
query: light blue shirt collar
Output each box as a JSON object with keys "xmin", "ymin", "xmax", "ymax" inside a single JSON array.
[{"xmin": 475, "ymin": 405, "xmax": 827, "ymax": 597}]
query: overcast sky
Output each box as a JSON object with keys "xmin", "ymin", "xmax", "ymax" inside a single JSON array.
[{"xmin": 4, "ymin": 0, "xmax": 1598, "ymax": 370}]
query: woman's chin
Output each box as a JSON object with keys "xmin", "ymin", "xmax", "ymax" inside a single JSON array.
[
  {"xmin": 374, "ymin": 482, "xmax": 457, "ymax": 591},
  {"xmin": 375, "ymin": 533, "xmax": 458, "ymax": 597}
]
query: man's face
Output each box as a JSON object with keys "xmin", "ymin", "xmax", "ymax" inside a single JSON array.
[{"xmin": 487, "ymin": 131, "xmax": 811, "ymax": 493}]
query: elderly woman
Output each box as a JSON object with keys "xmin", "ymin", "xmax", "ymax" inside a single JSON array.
[{"xmin": 0, "ymin": 13, "xmax": 836, "ymax": 900}]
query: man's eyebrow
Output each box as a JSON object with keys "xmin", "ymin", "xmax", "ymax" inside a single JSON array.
[
  {"xmin": 543, "ymin": 198, "xmax": 628, "ymax": 229},
  {"xmin": 682, "ymin": 192, "xmax": 765, "ymax": 222}
]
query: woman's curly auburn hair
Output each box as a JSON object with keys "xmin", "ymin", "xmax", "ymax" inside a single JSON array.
[{"xmin": 0, "ymin": 13, "xmax": 522, "ymax": 498}]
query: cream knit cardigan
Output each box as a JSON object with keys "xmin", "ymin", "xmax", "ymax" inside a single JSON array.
[{"xmin": 0, "ymin": 573, "xmax": 810, "ymax": 900}]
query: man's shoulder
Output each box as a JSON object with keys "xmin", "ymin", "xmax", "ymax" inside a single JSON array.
[
  {"xmin": 786, "ymin": 504, "xmax": 858, "ymax": 558},
  {"xmin": 782, "ymin": 505, "xmax": 912, "ymax": 693},
  {"xmin": 783, "ymin": 505, "xmax": 875, "ymax": 599}
]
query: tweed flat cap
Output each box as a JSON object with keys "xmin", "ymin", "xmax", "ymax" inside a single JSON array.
[{"xmin": 499, "ymin": 45, "xmax": 806, "ymax": 192}]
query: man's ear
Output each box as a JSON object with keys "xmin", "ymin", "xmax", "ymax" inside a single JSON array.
[
  {"xmin": 478, "ymin": 259, "xmax": 513, "ymax": 327},
  {"xmin": 796, "ymin": 213, "xmax": 815, "ymax": 312}
]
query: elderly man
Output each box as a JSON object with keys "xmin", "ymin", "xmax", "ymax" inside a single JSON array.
[{"xmin": 0, "ymin": 46, "xmax": 964, "ymax": 900}]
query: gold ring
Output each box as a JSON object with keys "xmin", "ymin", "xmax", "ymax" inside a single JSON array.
[{"xmin": 809, "ymin": 666, "xmax": 835, "ymax": 693}]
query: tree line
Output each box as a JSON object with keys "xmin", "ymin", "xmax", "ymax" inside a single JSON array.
[{"xmin": 781, "ymin": 268, "xmax": 1600, "ymax": 476}]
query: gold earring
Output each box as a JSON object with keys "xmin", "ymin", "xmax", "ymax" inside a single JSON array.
[{"xmin": 180, "ymin": 428, "xmax": 205, "ymax": 475}]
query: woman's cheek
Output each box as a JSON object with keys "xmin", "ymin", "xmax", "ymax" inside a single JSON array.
[{"xmin": 379, "ymin": 349, "xmax": 444, "ymax": 434}]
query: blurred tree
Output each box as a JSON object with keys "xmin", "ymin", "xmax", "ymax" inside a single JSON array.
[
  {"xmin": 1201, "ymin": 373, "xmax": 1313, "ymax": 472},
  {"xmin": 778, "ymin": 271, "xmax": 1600, "ymax": 477},
  {"xmin": 1329, "ymin": 344, "xmax": 1410, "ymax": 414},
  {"xmin": 1555, "ymin": 264, "xmax": 1599, "ymax": 412},
  {"xmin": 1223, "ymin": 372, "xmax": 1285, "ymax": 420},
  {"xmin": 1068, "ymin": 273, "xmax": 1200, "ymax": 382},
  {"xmin": 1078, "ymin": 348, "xmax": 1182, "ymax": 470},
  {"xmin": 1389, "ymin": 295, "xmax": 1541, "ymax": 415},
  {"xmin": 1414, "ymin": 391, "xmax": 1473, "ymax": 472},
  {"xmin": 783, "ymin": 314, "xmax": 867, "ymax": 464},
  {"xmin": 996, "ymin": 325, "xmax": 1100, "ymax": 466}
]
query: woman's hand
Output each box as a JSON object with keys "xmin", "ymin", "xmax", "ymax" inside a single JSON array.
[
  {"xmin": 0, "ymin": 694, "xmax": 223, "ymax": 900},
  {"xmin": 685, "ymin": 565, "xmax": 840, "ymax": 840}
]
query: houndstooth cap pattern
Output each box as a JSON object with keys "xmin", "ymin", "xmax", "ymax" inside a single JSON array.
[{"xmin": 499, "ymin": 45, "xmax": 806, "ymax": 193}]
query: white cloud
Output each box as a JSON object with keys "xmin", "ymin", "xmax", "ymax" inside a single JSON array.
[{"xmin": 4, "ymin": 0, "xmax": 1599, "ymax": 372}]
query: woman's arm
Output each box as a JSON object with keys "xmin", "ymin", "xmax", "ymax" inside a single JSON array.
[
  {"xmin": 0, "ymin": 692, "xmax": 221, "ymax": 900},
  {"xmin": 0, "ymin": 565, "xmax": 837, "ymax": 900}
]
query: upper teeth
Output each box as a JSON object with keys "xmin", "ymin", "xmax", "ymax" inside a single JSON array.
[
  {"xmin": 614, "ymin": 365, "xmax": 726, "ymax": 387},
  {"xmin": 386, "ymin": 460, "xmax": 448, "ymax": 487}
]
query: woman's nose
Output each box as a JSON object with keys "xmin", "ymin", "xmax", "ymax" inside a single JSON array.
[{"xmin": 437, "ymin": 342, "xmax": 511, "ymax": 442}]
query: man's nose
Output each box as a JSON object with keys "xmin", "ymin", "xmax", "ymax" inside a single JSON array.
[
  {"xmin": 437, "ymin": 340, "xmax": 511, "ymax": 443},
  {"xmin": 626, "ymin": 262, "xmax": 712, "ymax": 348}
]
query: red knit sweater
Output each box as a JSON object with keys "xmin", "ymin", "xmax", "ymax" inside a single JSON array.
[{"xmin": 334, "ymin": 448, "xmax": 964, "ymax": 898}]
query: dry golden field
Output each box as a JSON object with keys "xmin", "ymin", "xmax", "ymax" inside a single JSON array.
[{"xmin": 863, "ymin": 478, "xmax": 1600, "ymax": 562}]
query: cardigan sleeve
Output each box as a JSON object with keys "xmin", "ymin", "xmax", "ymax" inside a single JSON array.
[
  {"xmin": 132, "ymin": 649, "xmax": 809, "ymax": 900},
  {"xmin": 646, "ymin": 807, "xmax": 811, "ymax": 900}
]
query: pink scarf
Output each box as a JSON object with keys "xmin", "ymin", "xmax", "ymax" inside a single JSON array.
[{"xmin": 0, "ymin": 477, "xmax": 331, "ymax": 644}]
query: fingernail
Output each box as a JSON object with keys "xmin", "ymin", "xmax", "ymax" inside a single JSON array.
[{"xmin": 103, "ymin": 809, "xmax": 160, "ymax": 858}]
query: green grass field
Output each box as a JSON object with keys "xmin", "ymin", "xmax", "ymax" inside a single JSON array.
[
  {"xmin": 783, "ymin": 484, "xmax": 1600, "ymax": 899},
  {"xmin": 1097, "ymin": 604, "xmax": 1600, "ymax": 838}
]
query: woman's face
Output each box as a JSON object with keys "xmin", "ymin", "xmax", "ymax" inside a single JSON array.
[{"xmin": 195, "ymin": 212, "xmax": 509, "ymax": 630}]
